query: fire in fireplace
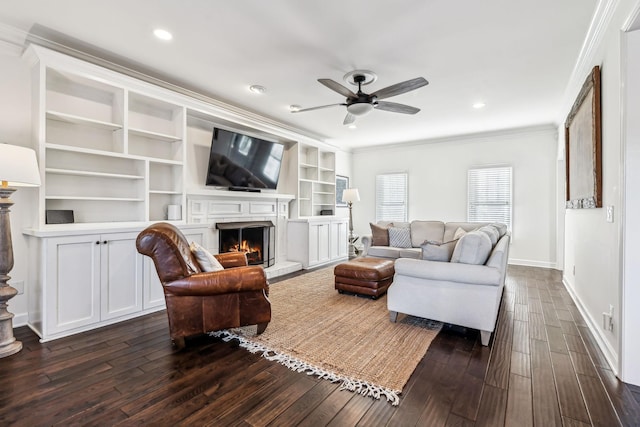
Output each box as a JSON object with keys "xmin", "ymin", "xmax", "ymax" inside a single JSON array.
[{"xmin": 216, "ymin": 221, "xmax": 275, "ymax": 268}]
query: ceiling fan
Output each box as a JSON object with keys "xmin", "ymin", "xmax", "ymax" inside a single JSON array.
[{"xmin": 292, "ymin": 70, "xmax": 428, "ymax": 125}]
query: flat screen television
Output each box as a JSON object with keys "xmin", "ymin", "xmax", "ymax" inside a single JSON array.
[{"xmin": 205, "ymin": 128, "xmax": 284, "ymax": 191}]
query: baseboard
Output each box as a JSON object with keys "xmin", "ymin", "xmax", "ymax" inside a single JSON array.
[
  {"xmin": 13, "ymin": 312, "xmax": 28, "ymax": 328},
  {"xmin": 562, "ymin": 275, "xmax": 619, "ymax": 376},
  {"xmin": 508, "ymin": 258, "xmax": 557, "ymax": 269}
]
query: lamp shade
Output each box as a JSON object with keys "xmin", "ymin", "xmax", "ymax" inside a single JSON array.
[
  {"xmin": 342, "ymin": 188, "xmax": 360, "ymax": 203},
  {"xmin": 0, "ymin": 143, "xmax": 41, "ymax": 187}
]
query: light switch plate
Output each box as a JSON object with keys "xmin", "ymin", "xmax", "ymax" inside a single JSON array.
[{"xmin": 606, "ymin": 206, "xmax": 614, "ymax": 223}]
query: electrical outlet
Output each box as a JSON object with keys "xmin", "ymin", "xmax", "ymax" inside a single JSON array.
[
  {"xmin": 606, "ymin": 206, "xmax": 614, "ymax": 223},
  {"xmin": 602, "ymin": 305, "xmax": 614, "ymax": 331},
  {"xmin": 13, "ymin": 280, "xmax": 24, "ymax": 295}
]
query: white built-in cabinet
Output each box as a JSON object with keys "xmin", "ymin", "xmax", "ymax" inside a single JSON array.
[
  {"xmin": 287, "ymin": 218, "xmax": 348, "ymax": 268},
  {"xmin": 27, "ymin": 227, "xmax": 205, "ymax": 341}
]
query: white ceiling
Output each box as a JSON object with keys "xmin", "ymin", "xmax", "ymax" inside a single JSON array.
[{"xmin": 0, "ymin": 0, "xmax": 598, "ymax": 149}]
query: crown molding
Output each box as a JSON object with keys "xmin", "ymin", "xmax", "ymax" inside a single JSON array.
[
  {"xmin": 0, "ymin": 22, "xmax": 28, "ymax": 56},
  {"xmin": 559, "ymin": 0, "xmax": 619, "ymax": 122}
]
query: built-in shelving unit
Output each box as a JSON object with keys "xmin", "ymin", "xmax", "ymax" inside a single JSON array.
[
  {"xmin": 293, "ymin": 143, "xmax": 336, "ymax": 218},
  {"xmin": 29, "ymin": 45, "xmax": 186, "ymax": 227}
]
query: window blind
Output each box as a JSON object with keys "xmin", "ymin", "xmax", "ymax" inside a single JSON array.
[
  {"xmin": 468, "ymin": 166, "xmax": 512, "ymax": 230},
  {"xmin": 376, "ymin": 173, "xmax": 408, "ymax": 222}
]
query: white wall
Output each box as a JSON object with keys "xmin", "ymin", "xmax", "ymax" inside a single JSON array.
[
  {"xmin": 559, "ymin": 0, "xmax": 640, "ymax": 382},
  {"xmin": 0, "ymin": 50, "xmax": 37, "ymax": 325},
  {"xmin": 351, "ymin": 126, "xmax": 558, "ymax": 267}
]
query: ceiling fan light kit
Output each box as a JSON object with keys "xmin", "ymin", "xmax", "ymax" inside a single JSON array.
[{"xmin": 292, "ymin": 70, "xmax": 428, "ymax": 125}]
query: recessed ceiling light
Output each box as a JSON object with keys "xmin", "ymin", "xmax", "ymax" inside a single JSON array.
[
  {"xmin": 249, "ymin": 85, "xmax": 266, "ymax": 94},
  {"xmin": 153, "ymin": 28, "xmax": 173, "ymax": 41},
  {"xmin": 473, "ymin": 102, "xmax": 486, "ymax": 109},
  {"xmin": 289, "ymin": 104, "xmax": 301, "ymax": 112}
]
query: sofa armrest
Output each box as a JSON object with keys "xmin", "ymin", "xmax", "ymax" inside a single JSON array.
[
  {"xmin": 394, "ymin": 258, "xmax": 502, "ymax": 286},
  {"xmin": 164, "ymin": 266, "xmax": 267, "ymax": 296},
  {"xmin": 361, "ymin": 234, "xmax": 373, "ymax": 255}
]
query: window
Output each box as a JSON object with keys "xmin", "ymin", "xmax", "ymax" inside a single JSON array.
[
  {"xmin": 468, "ymin": 166, "xmax": 512, "ymax": 230},
  {"xmin": 376, "ymin": 173, "xmax": 408, "ymax": 222}
]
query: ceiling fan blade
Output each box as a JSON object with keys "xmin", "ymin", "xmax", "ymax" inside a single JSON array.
[
  {"xmin": 371, "ymin": 77, "xmax": 428, "ymax": 100},
  {"xmin": 343, "ymin": 113, "xmax": 356, "ymax": 125},
  {"xmin": 318, "ymin": 79, "xmax": 357, "ymax": 98},
  {"xmin": 375, "ymin": 101, "xmax": 421, "ymax": 114},
  {"xmin": 292, "ymin": 103, "xmax": 345, "ymax": 113}
]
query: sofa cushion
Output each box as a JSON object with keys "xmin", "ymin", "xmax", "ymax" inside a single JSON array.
[
  {"xmin": 410, "ymin": 221, "xmax": 445, "ymax": 247},
  {"xmin": 421, "ymin": 239, "xmax": 458, "ymax": 262},
  {"xmin": 477, "ymin": 225, "xmax": 499, "ymax": 245},
  {"xmin": 368, "ymin": 246, "xmax": 403, "ymax": 258},
  {"xmin": 399, "ymin": 248, "xmax": 422, "ymax": 259},
  {"xmin": 370, "ymin": 222, "xmax": 390, "ymax": 246},
  {"xmin": 389, "ymin": 226, "xmax": 412, "ymax": 248},
  {"xmin": 450, "ymin": 231, "xmax": 492, "ymax": 265}
]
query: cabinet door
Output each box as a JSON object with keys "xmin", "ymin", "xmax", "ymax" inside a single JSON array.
[
  {"xmin": 45, "ymin": 235, "xmax": 101, "ymax": 335},
  {"xmin": 100, "ymin": 232, "xmax": 143, "ymax": 320},
  {"xmin": 331, "ymin": 220, "xmax": 348, "ymax": 259},
  {"xmin": 309, "ymin": 222, "xmax": 330, "ymax": 266}
]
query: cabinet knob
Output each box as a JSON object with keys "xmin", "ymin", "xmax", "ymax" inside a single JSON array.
[
  {"xmin": 96, "ymin": 241, "xmax": 100, "ymax": 245},
  {"xmin": 103, "ymin": 240, "xmax": 108, "ymax": 245}
]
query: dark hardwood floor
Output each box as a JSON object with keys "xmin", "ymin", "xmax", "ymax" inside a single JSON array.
[{"xmin": 1, "ymin": 265, "xmax": 640, "ymax": 426}]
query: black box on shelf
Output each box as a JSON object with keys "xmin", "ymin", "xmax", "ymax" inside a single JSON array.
[
  {"xmin": 46, "ymin": 210, "xmax": 75, "ymax": 224},
  {"xmin": 320, "ymin": 209, "xmax": 333, "ymax": 216}
]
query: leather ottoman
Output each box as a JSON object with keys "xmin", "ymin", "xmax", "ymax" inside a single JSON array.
[{"xmin": 334, "ymin": 257, "xmax": 395, "ymax": 299}]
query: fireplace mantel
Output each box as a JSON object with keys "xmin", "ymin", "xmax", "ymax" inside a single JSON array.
[{"xmin": 187, "ymin": 188, "xmax": 295, "ymax": 202}]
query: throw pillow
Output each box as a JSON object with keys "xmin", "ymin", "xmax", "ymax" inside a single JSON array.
[
  {"xmin": 389, "ymin": 226, "xmax": 412, "ymax": 248},
  {"xmin": 421, "ymin": 239, "xmax": 458, "ymax": 262},
  {"xmin": 450, "ymin": 231, "xmax": 492, "ymax": 265},
  {"xmin": 454, "ymin": 227, "xmax": 467, "ymax": 240},
  {"xmin": 189, "ymin": 241, "xmax": 224, "ymax": 272},
  {"xmin": 491, "ymin": 222, "xmax": 508, "ymax": 238},
  {"xmin": 477, "ymin": 225, "xmax": 499, "ymax": 245},
  {"xmin": 370, "ymin": 222, "xmax": 390, "ymax": 246}
]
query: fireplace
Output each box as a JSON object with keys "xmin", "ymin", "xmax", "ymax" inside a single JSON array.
[{"xmin": 216, "ymin": 221, "xmax": 275, "ymax": 268}]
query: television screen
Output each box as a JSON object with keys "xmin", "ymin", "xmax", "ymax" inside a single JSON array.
[{"xmin": 205, "ymin": 128, "xmax": 284, "ymax": 190}]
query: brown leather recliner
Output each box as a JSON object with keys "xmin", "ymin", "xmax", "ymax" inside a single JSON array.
[{"xmin": 136, "ymin": 222, "xmax": 271, "ymax": 349}]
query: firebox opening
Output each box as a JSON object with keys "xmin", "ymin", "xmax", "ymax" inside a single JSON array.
[{"xmin": 216, "ymin": 221, "xmax": 275, "ymax": 268}]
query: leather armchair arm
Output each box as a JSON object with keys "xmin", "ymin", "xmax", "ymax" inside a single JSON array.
[
  {"xmin": 214, "ymin": 252, "xmax": 249, "ymax": 268},
  {"xmin": 164, "ymin": 265, "xmax": 267, "ymax": 296}
]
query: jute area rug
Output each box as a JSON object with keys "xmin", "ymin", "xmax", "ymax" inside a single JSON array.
[{"xmin": 211, "ymin": 266, "xmax": 442, "ymax": 405}]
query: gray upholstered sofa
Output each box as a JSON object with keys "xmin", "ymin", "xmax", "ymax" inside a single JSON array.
[{"xmin": 361, "ymin": 220, "xmax": 510, "ymax": 346}]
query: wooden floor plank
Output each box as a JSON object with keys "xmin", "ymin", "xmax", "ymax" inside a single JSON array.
[{"xmin": 505, "ymin": 373, "xmax": 533, "ymax": 427}]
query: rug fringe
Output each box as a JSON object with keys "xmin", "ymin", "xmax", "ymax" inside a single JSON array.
[{"xmin": 210, "ymin": 330, "xmax": 401, "ymax": 406}]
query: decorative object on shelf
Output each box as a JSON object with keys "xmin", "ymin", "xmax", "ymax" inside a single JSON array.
[
  {"xmin": 335, "ymin": 175, "xmax": 349, "ymax": 207},
  {"xmin": 342, "ymin": 188, "xmax": 360, "ymax": 258},
  {"xmin": 565, "ymin": 65, "xmax": 602, "ymax": 209},
  {"xmin": 45, "ymin": 209, "xmax": 74, "ymax": 224},
  {"xmin": 167, "ymin": 204, "xmax": 181, "ymax": 221},
  {"xmin": 0, "ymin": 143, "xmax": 41, "ymax": 358}
]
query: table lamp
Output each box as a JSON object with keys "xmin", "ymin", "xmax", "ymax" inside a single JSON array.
[
  {"xmin": 0, "ymin": 143, "xmax": 41, "ymax": 358},
  {"xmin": 342, "ymin": 188, "xmax": 360, "ymax": 258}
]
